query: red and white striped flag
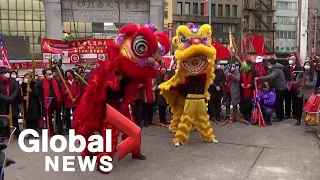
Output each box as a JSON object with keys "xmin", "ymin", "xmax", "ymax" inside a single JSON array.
[
  {"xmin": 0, "ymin": 35, "xmax": 11, "ymax": 69},
  {"xmin": 203, "ymin": 0, "xmax": 207, "ymax": 16}
]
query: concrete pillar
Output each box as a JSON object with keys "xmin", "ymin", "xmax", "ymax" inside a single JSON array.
[
  {"xmin": 43, "ymin": 0, "xmax": 63, "ymax": 39},
  {"xmin": 150, "ymin": 0, "xmax": 164, "ymax": 31},
  {"xmin": 299, "ymin": 0, "xmax": 308, "ymax": 64}
]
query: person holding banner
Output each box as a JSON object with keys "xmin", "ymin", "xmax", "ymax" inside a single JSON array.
[
  {"xmin": 0, "ymin": 67, "xmax": 21, "ymax": 139},
  {"xmin": 21, "ymin": 73, "xmax": 41, "ymax": 131},
  {"xmin": 62, "ymin": 69, "xmax": 82, "ymax": 132},
  {"xmin": 34, "ymin": 68, "xmax": 63, "ymax": 135}
]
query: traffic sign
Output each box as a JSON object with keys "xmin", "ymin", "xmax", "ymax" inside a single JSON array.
[{"xmin": 70, "ymin": 54, "xmax": 80, "ymax": 63}]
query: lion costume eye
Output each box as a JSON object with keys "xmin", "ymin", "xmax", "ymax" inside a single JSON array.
[
  {"xmin": 132, "ymin": 35, "xmax": 148, "ymax": 56},
  {"xmin": 178, "ymin": 34, "xmax": 187, "ymax": 43},
  {"xmin": 205, "ymin": 35, "xmax": 210, "ymax": 41}
]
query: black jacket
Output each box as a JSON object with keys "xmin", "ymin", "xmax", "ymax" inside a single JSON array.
[
  {"xmin": 0, "ymin": 78, "xmax": 20, "ymax": 117},
  {"xmin": 209, "ymin": 69, "xmax": 226, "ymax": 96},
  {"xmin": 21, "ymin": 81, "xmax": 41, "ymax": 120},
  {"xmin": 34, "ymin": 79, "xmax": 62, "ymax": 115},
  {"xmin": 155, "ymin": 74, "xmax": 167, "ymax": 106},
  {"xmin": 283, "ymin": 64, "xmax": 304, "ymax": 83}
]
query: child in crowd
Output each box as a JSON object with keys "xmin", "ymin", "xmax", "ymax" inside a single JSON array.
[{"xmin": 258, "ymin": 82, "xmax": 276, "ymax": 125}]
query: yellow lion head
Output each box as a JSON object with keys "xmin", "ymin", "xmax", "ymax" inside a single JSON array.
[{"xmin": 172, "ymin": 23, "xmax": 216, "ymax": 75}]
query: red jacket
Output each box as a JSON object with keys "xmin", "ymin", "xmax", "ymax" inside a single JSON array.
[
  {"xmin": 145, "ymin": 78, "xmax": 153, "ymax": 103},
  {"xmin": 62, "ymin": 80, "xmax": 82, "ymax": 108}
]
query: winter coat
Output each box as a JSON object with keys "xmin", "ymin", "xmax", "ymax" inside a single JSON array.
[
  {"xmin": 62, "ymin": 80, "xmax": 82, "ymax": 108},
  {"xmin": 155, "ymin": 74, "xmax": 167, "ymax": 106},
  {"xmin": 316, "ymin": 69, "xmax": 320, "ymax": 93},
  {"xmin": 144, "ymin": 78, "xmax": 154, "ymax": 103},
  {"xmin": 0, "ymin": 78, "xmax": 21, "ymax": 117},
  {"xmin": 258, "ymin": 89, "xmax": 276, "ymax": 109},
  {"xmin": 209, "ymin": 69, "xmax": 226, "ymax": 97},
  {"xmin": 240, "ymin": 70, "xmax": 256, "ymax": 109},
  {"xmin": 21, "ymin": 81, "xmax": 41, "ymax": 120},
  {"xmin": 34, "ymin": 79, "xmax": 62, "ymax": 116},
  {"xmin": 227, "ymin": 70, "xmax": 241, "ymax": 106},
  {"xmin": 283, "ymin": 64, "xmax": 304, "ymax": 92},
  {"xmin": 259, "ymin": 64, "xmax": 286, "ymax": 91},
  {"xmin": 301, "ymin": 72, "xmax": 317, "ymax": 100}
]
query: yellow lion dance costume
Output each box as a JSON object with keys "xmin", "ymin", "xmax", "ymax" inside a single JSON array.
[{"xmin": 158, "ymin": 23, "xmax": 218, "ymax": 147}]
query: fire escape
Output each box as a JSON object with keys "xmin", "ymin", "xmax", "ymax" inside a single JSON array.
[{"xmin": 243, "ymin": 0, "xmax": 275, "ymax": 53}]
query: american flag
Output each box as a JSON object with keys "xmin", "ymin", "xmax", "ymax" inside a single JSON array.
[{"xmin": 0, "ymin": 35, "xmax": 11, "ymax": 69}]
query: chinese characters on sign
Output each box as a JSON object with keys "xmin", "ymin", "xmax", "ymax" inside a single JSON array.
[
  {"xmin": 62, "ymin": 10, "xmax": 149, "ymax": 23},
  {"xmin": 41, "ymin": 38, "xmax": 113, "ymax": 64},
  {"xmin": 11, "ymin": 61, "xmax": 45, "ymax": 69},
  {"xmin": 62, "ymin": 0, "xmax": 149, "ymax": 23}
]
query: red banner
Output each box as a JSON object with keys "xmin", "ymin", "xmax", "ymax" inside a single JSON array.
[
  {"xmin": 11, "ymin": 61, "xmax": 45, "ymax": 69},
  {"xmin": 41, "ymin": 38, "xmax": 113, "ymax": 64},
  {"xmin": 158, "ymin": 56, "xmax": 174, "ymax": 69}
]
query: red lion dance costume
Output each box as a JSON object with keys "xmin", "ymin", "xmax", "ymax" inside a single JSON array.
[{"xmin": 73, "ymin": 24, "xmax": 170, "ymax": 170}]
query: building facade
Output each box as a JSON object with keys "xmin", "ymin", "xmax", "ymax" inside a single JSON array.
[
  {"xmin": 172, "ymin": 0, "xmax": 242, "ymax": 51},
  {"xmin": 0, "ymin": 0, "xmax": 93, "ymax": 60},
  {"xmin": 307, "ymin": 0, "xmax": 320, "ymax": 56},
  {"xmin": 0, "ymin": 0, "xmax": 167, "ymax": 60},
  {"xmin": 274, "ymin": 0, "xmax": 299, "ymax": 56},
  {"xmin": 243, "ymin": 0, "xmax": 275, "ymax": 54}
]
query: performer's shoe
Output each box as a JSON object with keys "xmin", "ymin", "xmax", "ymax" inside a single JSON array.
[
  {"xmin": 209, "ymin": 139, "xmax": 218, "ymax": 143},
  {"xmin": 132, "ymin": 153, "xmax": 146, "ymax": 160},
  {"xmin": 174, "ymin": 142, "xmax": 180, "ymax": 147}
]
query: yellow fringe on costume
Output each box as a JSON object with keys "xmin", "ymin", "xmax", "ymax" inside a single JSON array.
[
  {"xmin": 173, "ymin": 94, "xmax": 214, "ymax": 144},
  {"xmin": 305, "ymin": 113, "xmax": 320, "ymax": 124},
  {"xmin": 158, "ymin": 24, "xmax": 218, "ymax": 145},
  {"xmin": 169, "ymin": 107, "xmax": 183, "ymax": 132}
]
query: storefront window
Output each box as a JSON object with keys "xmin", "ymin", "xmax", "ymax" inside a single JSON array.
[{"xmin": 0, "ymin": 0, "xmax": 46, "ymax": 60}]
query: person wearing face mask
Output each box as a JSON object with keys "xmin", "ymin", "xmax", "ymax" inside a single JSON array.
[
  {"xmin": 239, "ymin": 60, "xmax": 255, "ymax": 122},
  {"xmin": 296, "ymin": 61, "xmax": 318, "ymax": 126},
  {"xmin": 34, "ymin": 68, "xmax": 63, "ymax": 135},
  {"xmin": 283, "ymin": 55, "xmax": 303, "ymax": 120},
  {"xmin": 257, "ymin": 82, "xmax": 276, "ymax": 125},
  {"xmin": 62, "ymin": 70, "xmax": 82, "ymax": 132},
  {"xmin": 225, "ymin": 63, "xmax": 241, "ymax": 120},
  {"xmin": 255, "ymin": 58, "xmax": 286, "ymax": 122},
  {"xmin": 208, "ymin": 61, "xmax": 226, "ymax": 122},
  {"xmin": 155, "ymin": 67, "xmax": 169, "ymax": 126},
  {"xmin": 252, "ymin": 56, "xmax": 268, "ymax": 86},
  {"xmin": 0, "ymin": 67, "xmax": 21, "ymax": 139},
  {"xmin": 21, "ymin": 73, "xmax": 41, "ymax": 131},
  {"xmin": 9, "ymin": 71, "xmax": 18, "ymax": 80}
]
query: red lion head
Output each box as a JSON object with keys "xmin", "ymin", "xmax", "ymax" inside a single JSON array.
[{"xmin": 106, "ymin": 24, "xmax": 170, "ymax": 79}]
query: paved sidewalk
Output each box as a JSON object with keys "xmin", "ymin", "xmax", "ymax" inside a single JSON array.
[{"xmin": 5, "ymin": 120, "xmax": 320, "ymax": 180}]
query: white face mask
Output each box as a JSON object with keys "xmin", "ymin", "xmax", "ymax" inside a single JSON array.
[
  {"xmin": 47, "ymin": 75, "xmax": 53, "ymax": 79},
  {"xmin": 304, "ymin": 65, "xmax": 311, "ymax": 70},
  {"xmin": 11, "ymin": 75, "xmax": 17, "ymax": 78},
  {"xmin": 23, "ymin": 79, "xmax": 28, "ymax": 83},
  {"xmin": 215, "ymin": 65, "xmax": 221, "ymax": 69},
  {"xmin": 4, "ymin": 73, "xmax": 10, "ymax": 78},
  {"xmin": 288, "ymin": 60, "xmax": 295, "ymax": 65},
  {"xmin": 268, "ymin": 65, "xmax": 272, "ymax": 69}
]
